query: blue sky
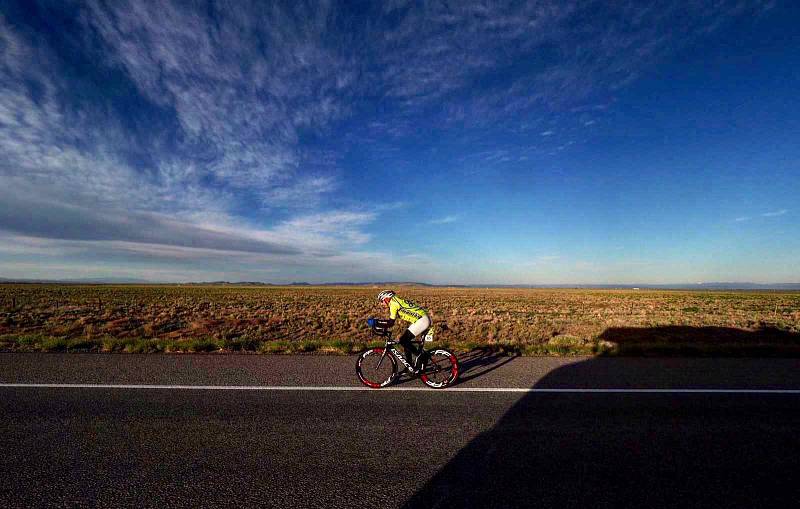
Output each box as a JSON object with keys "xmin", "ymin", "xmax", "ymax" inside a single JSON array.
[{"xmin": 0, "ymin": 0, "xmax": 797, "ymax": 284}]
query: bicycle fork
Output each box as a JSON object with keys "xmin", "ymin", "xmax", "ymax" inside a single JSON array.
[{"xmin": 377, "ymin": 346, "xmax": 389, "ymax": 370}]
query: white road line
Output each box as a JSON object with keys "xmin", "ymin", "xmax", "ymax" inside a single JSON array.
[{"xmin": 1, "ymin": 383, "xmax": 800, "ymax": 393}]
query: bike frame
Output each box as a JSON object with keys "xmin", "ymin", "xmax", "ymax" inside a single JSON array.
[
  {"xmin": 377, "ymin": 338, "xmax": 425, "ymax": 372},
  {"xmin": 361, "ymin": 320, "xmax": 456, "ymax": 389},
  {"xmin": 369, "ymin": 322, "xmax": 427, "ymax": 372}
]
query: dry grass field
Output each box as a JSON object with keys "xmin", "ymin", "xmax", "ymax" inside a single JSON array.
[{"xmin": 1, "ymin": 284, "xmax": 799, "ymax": 355}]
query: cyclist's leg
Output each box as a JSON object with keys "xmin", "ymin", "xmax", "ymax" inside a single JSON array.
[
  {"xmin": 404, "ymin": 315, "xmax": 431, "ymax": 368},
  {"xmin": 407, "ymin": 314, "xmax": 431, "ymax": 339},
  {"xmin": 398, "ymin": 329, "xmax": 418, "ymax": 365}
]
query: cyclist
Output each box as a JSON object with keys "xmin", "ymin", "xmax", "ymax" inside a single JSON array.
[{"xmin": 375, "ymin": 290, "xmax": 431, "ymax": 370}]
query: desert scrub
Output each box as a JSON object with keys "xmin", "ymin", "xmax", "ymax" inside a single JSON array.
[{"xmin": 1, "ymin": 284, "xmax": 798, "ymax": 355}]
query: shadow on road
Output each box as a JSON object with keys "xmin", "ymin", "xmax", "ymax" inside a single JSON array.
[
  {"xmin": 598, "ymin": 325, "xmax": 800, "ymax": 356},
  {"xmin": 455, "ymin": 348, "xmax": 518, "ymax": 383},
  {"xmin": 392, "ymin": 348, "xmax": 518, "ymax": 386},
  {"xmin": 401, "ymin": 328, "xmax": 800, "ymax": 508}
]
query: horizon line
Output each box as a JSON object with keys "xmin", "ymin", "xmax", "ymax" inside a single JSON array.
[{"xmin": 2, "ymin": 278, "xmax": 800, "ymax": 289}]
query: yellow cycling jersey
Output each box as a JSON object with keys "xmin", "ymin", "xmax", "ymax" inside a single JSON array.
[{"xmin": 389, "ymin": 296, "xmax": 428, "ymax": 323}]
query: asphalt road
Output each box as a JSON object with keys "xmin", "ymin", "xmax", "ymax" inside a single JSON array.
[{"xmin": 2, "ymin": 353, "xmax": 800, "ymax": 508}]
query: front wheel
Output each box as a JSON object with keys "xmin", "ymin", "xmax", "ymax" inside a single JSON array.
[
  {"xmin": 356, "ymin": 348, "xmax": 398, "ymax": 388},
  {"xmin": 420, "ymin": 349, "xmax": 459, "ymax": 389}
]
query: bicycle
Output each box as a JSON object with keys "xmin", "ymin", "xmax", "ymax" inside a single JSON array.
[{"xmin": 355, "ymin": 318, "xmax": 459, "ymax": 389}]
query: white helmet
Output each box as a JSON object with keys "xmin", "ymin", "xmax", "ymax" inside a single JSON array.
[{"xmin": 377, "ymin": 290, "xmax": 395, "ymax": 302}]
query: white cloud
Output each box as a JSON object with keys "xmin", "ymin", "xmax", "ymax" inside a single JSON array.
[
  {"xmin": 83, "ymin": 0, "xmax": 352, "ymax": 202},
  {"xmin": 0, "ymin": 3, "xmax": 777, "ymax": 282},
  {"xmin": 365, "ymin": 1, "xmax": 766, "ymax": 156},
  {"xmin": 430, "ymin": 215, "xmax": 458, "ymax": 224},
  {"xmin": 0, "ymin": 5, "xmax": 382, "ymax": 276},
  {"xmin": 734, "ymin": 210, "xmax": 788, "ymax": 222},
  {"xmin": 0, "ymin": 231, "xmax": 440, "ymax": 284},
  {"xmin": 260, "ymin": 175, "xmax": 338, "ymax": 208}
]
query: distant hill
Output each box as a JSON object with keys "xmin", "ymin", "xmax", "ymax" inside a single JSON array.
[
  {"xmin": 181, "ymin": 281, "xmax": 276, "ymax": 286},
  {"xmin": 689, "ymin": 282, "xmax": 800, "ymax": 290},
  {"xmin": 181, "ymin": 281, "xmax": 439, "ymax": 287},
  {"xmin": 1, "ymin": 278, "xmax": 798, "ymax": 290},
  {"xmin": 314, "ymin": 282, "xmax": 440, "ymax": 287},
  {"xmin": 478, "ymin": 283, "xmax": 800, "ymax": 290},
  {"xmin": 0, "ymin": 277, "xmax": 153, "ymax": 284}
]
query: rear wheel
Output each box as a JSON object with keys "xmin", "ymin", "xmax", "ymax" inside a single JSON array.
[
  {"xmin": 420, "ymin": 349, "xmax": 459, "ymax": 388},
  {"xmin": 356, "ymin": 348, "xmax": 398, "ymax": 389}
]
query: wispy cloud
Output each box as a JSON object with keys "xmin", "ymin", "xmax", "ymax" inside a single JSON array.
[
  {"xmin": 365, "ymin": 0, "xmax": 767, "ymax": 157},
  {"xmin": 430, "ymin": 215, "xmax": 458, "ymax": 225},
  {"xmin": 84, "ymin": 0, "xmax": 350, "ymax": 199},
  {"xmin": 0, "ymin": 2, "xmax": 777, "ymax": 282},
  {"xmin": 735, "ymin": 209, "xmax": 788, "ymax": 222},
  {"xmin": 0, "ymin": 233, "xmax": 439, "ymax": 283},
  {"xmin": 0, "ymin": 8, "xmax": 383, "ymax": 277}
]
